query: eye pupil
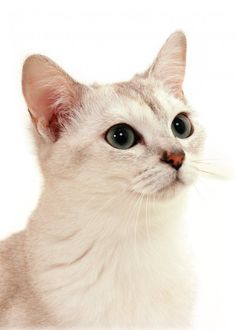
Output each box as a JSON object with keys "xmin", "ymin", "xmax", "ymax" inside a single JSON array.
[
  {"xmin": 113, "ymin": 128, "xmax": 128, "ymax": 145},
  {"xmin": 173, "ymin": 118, "xmax": 186, "ymax": 134},
  {"xmin": 106, "ymin": 124, "xmax": 137, "ymax": 149}
]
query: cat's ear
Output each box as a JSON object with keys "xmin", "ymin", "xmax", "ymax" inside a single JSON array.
[
  {"xmin": 144, "ymin": 31, "xmax": 187, "ymax": 98},
  {"xmin": 22, "ymin": 55, "xmax": 83, "ymax": 142}
]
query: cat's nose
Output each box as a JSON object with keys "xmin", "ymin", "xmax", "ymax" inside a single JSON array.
[{"xmin": 161, "ymin": 150, "xmax": 185, "ymax": 170}]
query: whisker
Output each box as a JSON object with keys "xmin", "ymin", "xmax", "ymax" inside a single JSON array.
[
  {"xmin": 133, "ymin": 194, "xmax": 144, "ymax": 266},
  {"xmin": 192, "ymin": 182, "xmax": 209, "ymax": 206},
  {"xmin": 188, "ymin": 163, "xmax": 228, "ymax": 180},
  {"xmin": 132, "ymin": 168, "xmax": 161, "ymax": 185},
  {"xmin": 145, "ymin": 194, "xmax": 152, "ymax": 251},
  {"xmin": 122, "ymin": 193, "xmax": 144, "ymax": 243}
]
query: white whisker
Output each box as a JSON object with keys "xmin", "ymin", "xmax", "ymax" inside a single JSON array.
[
  {"xmin": 189, "ymin": 162, "xmax": 229, "ymax": 180},
  {"xmin": 145, "ymin": 194, "xmax": 152, "ymax": 251},
  {"xmin": 133, "ymin": 194, "xmax": 144, "ymax": 266}
]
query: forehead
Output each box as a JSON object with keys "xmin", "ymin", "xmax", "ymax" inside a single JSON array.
[
  {"xmin": 84, "ymin": 86, "xmax": 157, "ymax": 137},
  {"xmin": 114, "ymin": 80, "xmax": 162, "ymax": 115},
  {"xmin": 79, "ymin": 81, "xmax": 192, "ymax": 141},
  {"xmin": 89, "ymin": 80, "xmax": 190, "ymax": 123}
]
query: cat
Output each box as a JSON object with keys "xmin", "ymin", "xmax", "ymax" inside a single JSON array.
[{"xmin": 0, "ymin": 31, "xmax": 205, "ymax": 328}]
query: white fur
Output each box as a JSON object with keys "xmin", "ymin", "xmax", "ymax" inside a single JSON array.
[
  {"xmin": 24, "ymin": 85, "xmax": 203, "ymax": 328},
  {"xmin": 0, "ymin": 31, "xmax": 205, "ymax": 329}
]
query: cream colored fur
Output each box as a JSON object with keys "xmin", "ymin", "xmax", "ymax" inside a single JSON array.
[{"xmin": 0, "ymin": 31, "xmax": 205, "ymax": 329}]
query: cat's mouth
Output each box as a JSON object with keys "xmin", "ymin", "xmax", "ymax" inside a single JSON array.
[
  {"xmin": 157, "ymin": 175, "xmax": 184, "ymax": 194},
  {"xmin": 163, "ymin": 175, "xmax": 185, "ymax": 190}
]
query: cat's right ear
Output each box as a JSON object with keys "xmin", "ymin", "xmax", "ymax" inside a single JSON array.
[
  {"xmin": 22, "ymin": 55, "xmax": 84, "ymax": 142},
  {"xmin": 139, "ymin": 31, "xmax": 187, "ymax": 99}
]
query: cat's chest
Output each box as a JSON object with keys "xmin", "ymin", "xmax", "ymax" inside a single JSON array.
[{"xmin": 34, "ymin": 235, "xmax": 192, "ymax": 327}]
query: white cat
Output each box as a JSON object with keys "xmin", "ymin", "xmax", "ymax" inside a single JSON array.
[{"xmin": 0, "ymin": 31, "xmax": 205, "ymax": 328}]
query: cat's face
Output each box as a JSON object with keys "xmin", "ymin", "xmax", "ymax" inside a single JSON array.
[{"xmin": 22, "ymin": 31, "xmax": 204, "ymax": 200}]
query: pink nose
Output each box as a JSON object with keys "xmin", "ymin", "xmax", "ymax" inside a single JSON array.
[{"xmin": 161, "ymin": 150, "xmax": 185, "ymax": 170}]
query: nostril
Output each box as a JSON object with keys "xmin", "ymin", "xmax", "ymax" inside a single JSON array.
[{"xmin": 174, "ymin": 162, "xmax": 182, "ymax": 170}]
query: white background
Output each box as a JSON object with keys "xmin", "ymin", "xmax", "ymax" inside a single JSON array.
[{"xmin": 0, "ymin": 1, "xmax": 235, "ymax": 329}]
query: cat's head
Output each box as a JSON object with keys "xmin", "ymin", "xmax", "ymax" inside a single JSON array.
[{"xmin": 22, "ymin": 31, "xmax": 204, "ymax": 201}]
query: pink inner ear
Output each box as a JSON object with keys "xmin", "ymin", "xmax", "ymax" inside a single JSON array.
[
  {"xmin": 29, "ymin": 85, "xmax": 75, "ymax": 141},
  {"xmin": 28, "ymin": 86, "xmax": 55, "ymax": 123},
  {"xmin": 23, "ymin": 55, "xmax": 82, "ymax": 141}
]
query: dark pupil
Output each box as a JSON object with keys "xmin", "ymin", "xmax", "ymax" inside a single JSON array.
[
  {"xmin": 173, "ymin": 117, "xmax": 186, "ymax": 135},
  {"xmin": 113, "ymin": 127, "xmax": 128, "ymax": 145}
]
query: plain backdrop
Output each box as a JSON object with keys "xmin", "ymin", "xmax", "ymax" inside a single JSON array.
[{"xmin": 0, "ymin": 1, "xmax": 235, "ymax": 329}]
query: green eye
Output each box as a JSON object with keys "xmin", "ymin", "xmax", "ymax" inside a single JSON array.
[
  {"xmin": 106, "ymin": 123, "xmax": 138, "ymax": 150},
  {"xmin": 171, "ymin": 113, "xmax": 193, "ymax": 139}
]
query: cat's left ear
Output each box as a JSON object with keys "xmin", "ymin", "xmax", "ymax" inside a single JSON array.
[{"xmin": 143, "ymin": 31, "xmax": 187, "ymax": 98}]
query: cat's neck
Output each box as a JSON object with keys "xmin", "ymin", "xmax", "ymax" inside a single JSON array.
[
  {"xmin": 28, "ymin": 180, "xmax": 186, "ymax": 241},
  {"xmin": 26, "ymin": 180, "xmax": 186, "ymax": 268}
]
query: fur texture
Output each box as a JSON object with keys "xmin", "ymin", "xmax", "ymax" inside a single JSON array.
[{"xmin": 0, "ymin": 31, "xmax": 205, "ymax": 329}]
